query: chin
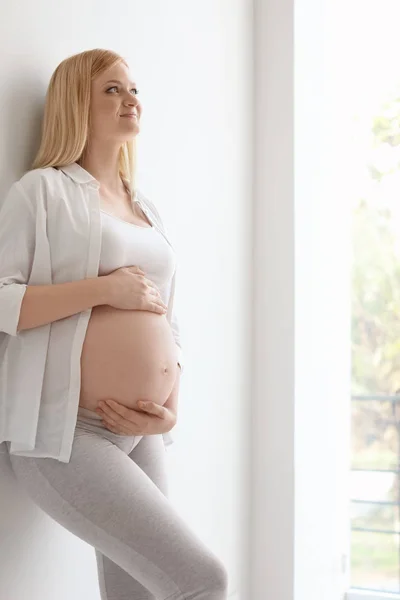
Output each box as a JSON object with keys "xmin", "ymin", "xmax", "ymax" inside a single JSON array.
[
  {"xmin": 119, "ymin": 128, "xmax": 140, "ymax": 142},
  {"xmin": 121, "ymin": 123, "xmax": 140, "ymax": 134}
]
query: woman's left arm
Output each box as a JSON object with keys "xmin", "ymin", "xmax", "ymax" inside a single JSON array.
[{"xmin": 97, "ymin": 365, "xmax": 181, "ymax": 435}]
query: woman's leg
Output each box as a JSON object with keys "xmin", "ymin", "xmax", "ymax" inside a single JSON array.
[
  {"xmin": 95, "ymin": 433, "xmax": 169, "ymax": 600},
  {"xmin": 8, "ymin": 429, "xmax": 228, "ymax": 600}
]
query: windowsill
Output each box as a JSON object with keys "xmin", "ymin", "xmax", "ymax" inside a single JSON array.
[{"xmin": 347, "ymin": 589, "xmax": 400, "ymax": 600}]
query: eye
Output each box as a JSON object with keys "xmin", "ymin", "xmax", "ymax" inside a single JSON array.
[{"xmin": 106, "ymin": 86, "xmax": 139, "ymax": 95}]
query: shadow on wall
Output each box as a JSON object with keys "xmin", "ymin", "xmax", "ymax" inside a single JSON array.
[{"xmin": 0, "ymin": 67, "xmax": 45, "ymax": 196}]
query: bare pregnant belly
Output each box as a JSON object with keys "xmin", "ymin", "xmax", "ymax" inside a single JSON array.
[{"xmin": 79, "ymin": 305, "xmax": 179, "ymax": 412}]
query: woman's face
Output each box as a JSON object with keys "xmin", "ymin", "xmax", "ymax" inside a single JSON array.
[{"xmin": 89, "ymin": 61, "xmax": 142, "ymax": 143}]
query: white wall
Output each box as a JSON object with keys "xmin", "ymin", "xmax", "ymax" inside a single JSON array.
[{"xmin": 0, "ymin": 2, "xmax": 252, "ymax": 599}]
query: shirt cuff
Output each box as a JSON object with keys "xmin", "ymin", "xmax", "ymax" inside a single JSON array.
[{"xmin": 0, "ymin": 283, "xmax": 28, "ymax": 336}]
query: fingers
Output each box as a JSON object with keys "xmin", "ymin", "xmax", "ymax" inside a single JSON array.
[
  {"xmin": 148, "ymin": 287, "xmax": 163, "ymax": 299},
  {"xmin": 137, "ymin": 275, "xmax": 167, "ymax": 311},
  {"xmin": 98, "ymin": 399, "xmax": 167, "ymax": 436},
  {"xmin": 125, "ymin": 266, "xmax": 168, "ymax": 313},
  {"xmin": 100, "ymin": 399, "xmax": 134, "ymax": 421},
  {"xmin": 102, "ymin": 417, "xmax": 133, "ymax": 436},
  {"xmin": 144, "ymin": 279, "xmax": 164, "ymax": 298},
  {"xmin": 144, "ymin": 290, "xmax": 167, "ymax": 313},
  {"xmin": 146, "ymin": 290, "xmax": 167, "ymax": 312},
  {"xmin": 138, "ymin": 401, "xmax": 165, "ymax": 417},
  {"xmin": 99, "ymin": 399, "xmax": 164, "ymax": 419},
  {"xmin": 128, "ymin": 266, "xmax": 145, "ymax": 275},
  {"xmin": 147, "ymin": 302, "xmax": 168, "ymax": 314},
  {"xmin": 98, "ymin": 402, "xmax": 147, "ymax": 434}
]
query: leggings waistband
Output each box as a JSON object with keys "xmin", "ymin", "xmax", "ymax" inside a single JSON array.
[
  {"xmin": 75, "ymin": 405, "xmax": 140, "ymax": 452},
  {"xmin": 77, "ymin": 405, "xmax": 103, "ymax": 425}
]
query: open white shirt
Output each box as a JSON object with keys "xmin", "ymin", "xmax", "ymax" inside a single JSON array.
[{"xmin": 0, "ymin": 162, "xmax": 183, "ymax": 463}]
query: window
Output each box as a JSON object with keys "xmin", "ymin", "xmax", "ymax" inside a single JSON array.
[{"xmin": 349, "ymin": 3, "xmax": 400, "ymax": 596}]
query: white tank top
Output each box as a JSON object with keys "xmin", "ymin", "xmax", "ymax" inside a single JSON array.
[{"xmin": 98, "ymin": 206, "xmax": 176, "ymax": 305}]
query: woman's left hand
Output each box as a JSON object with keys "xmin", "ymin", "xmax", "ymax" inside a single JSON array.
[{"xmin": 96, "ymin": 399, "xmax": 177, "ymax": 436}]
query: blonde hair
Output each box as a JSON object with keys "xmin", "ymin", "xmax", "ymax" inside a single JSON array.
[{"xmin": 31, "ymin": 48, "xmax": 136, "ymax": 192}]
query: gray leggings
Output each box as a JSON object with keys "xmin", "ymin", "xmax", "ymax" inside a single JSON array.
[{"xmin": 7, "ymin": 406, "xmax": 228, "ymax": 600}]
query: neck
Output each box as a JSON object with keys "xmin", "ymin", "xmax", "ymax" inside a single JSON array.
[{"xmin": 79, "ymin": 142, "xmax": 126, "ymax": 195}]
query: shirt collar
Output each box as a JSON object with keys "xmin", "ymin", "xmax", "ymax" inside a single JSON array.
[
  {"xmin": 57, "ymin": 162, "xmax": 100, "ymax": 188},
  {"xmin": 58, "ymin": 162, "xmax": 134, "ymax": 196}
]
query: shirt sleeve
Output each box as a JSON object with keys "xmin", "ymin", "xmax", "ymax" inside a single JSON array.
[
  {"xmin": 171, "ymin": 300, "xmax": 184, "ymax": 373},
  {"xmin": 0, "ymin": 182, "xmax": 35, "ymax": 336}
]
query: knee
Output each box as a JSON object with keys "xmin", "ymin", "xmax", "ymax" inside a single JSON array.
[{"xmin": 204, "ymin": 556, "xmax": 229, "ymax": 598}]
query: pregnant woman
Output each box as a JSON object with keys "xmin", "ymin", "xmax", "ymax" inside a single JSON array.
[{"xmin": 0, "ymin": 48, "xmax": 228, "ymax": 600}]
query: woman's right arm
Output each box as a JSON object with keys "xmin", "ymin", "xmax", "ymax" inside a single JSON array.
[
  {"xmin": 17, "ymin": 277, "xmax": 111, "ymax": 333},
  {"xmin": 0, "ymin": 181, "xmax": 167, "ymax": 336},
  {"xmin": 0, "ymin": 181, "xmax": 110, "ymax": 335},
  {"xmin": 17, "ymin": 267, "xmax": 167, "ymax": 332}
]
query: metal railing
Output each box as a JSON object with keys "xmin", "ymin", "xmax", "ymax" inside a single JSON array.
[{"xmin": 350, "ymin": 394, "xmax": 400, "ymax": 595}]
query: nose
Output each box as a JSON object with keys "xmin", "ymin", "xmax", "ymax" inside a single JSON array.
[
  {"xmin": 123, "ymin": 97, "xmax": 136, "ymax": 106},
  {"xmin": 123, "ymin": 96, "xmax": 140, "ymax": 112}
]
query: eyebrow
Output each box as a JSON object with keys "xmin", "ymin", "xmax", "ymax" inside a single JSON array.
[{"xmin": 103, "ymin": 79, "xmax": 137, "ymax": 87}]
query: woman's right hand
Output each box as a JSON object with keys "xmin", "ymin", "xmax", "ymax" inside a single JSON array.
[{"xmin": 103, "ymin": 266, "xmax": 168, "ymax": 314}]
